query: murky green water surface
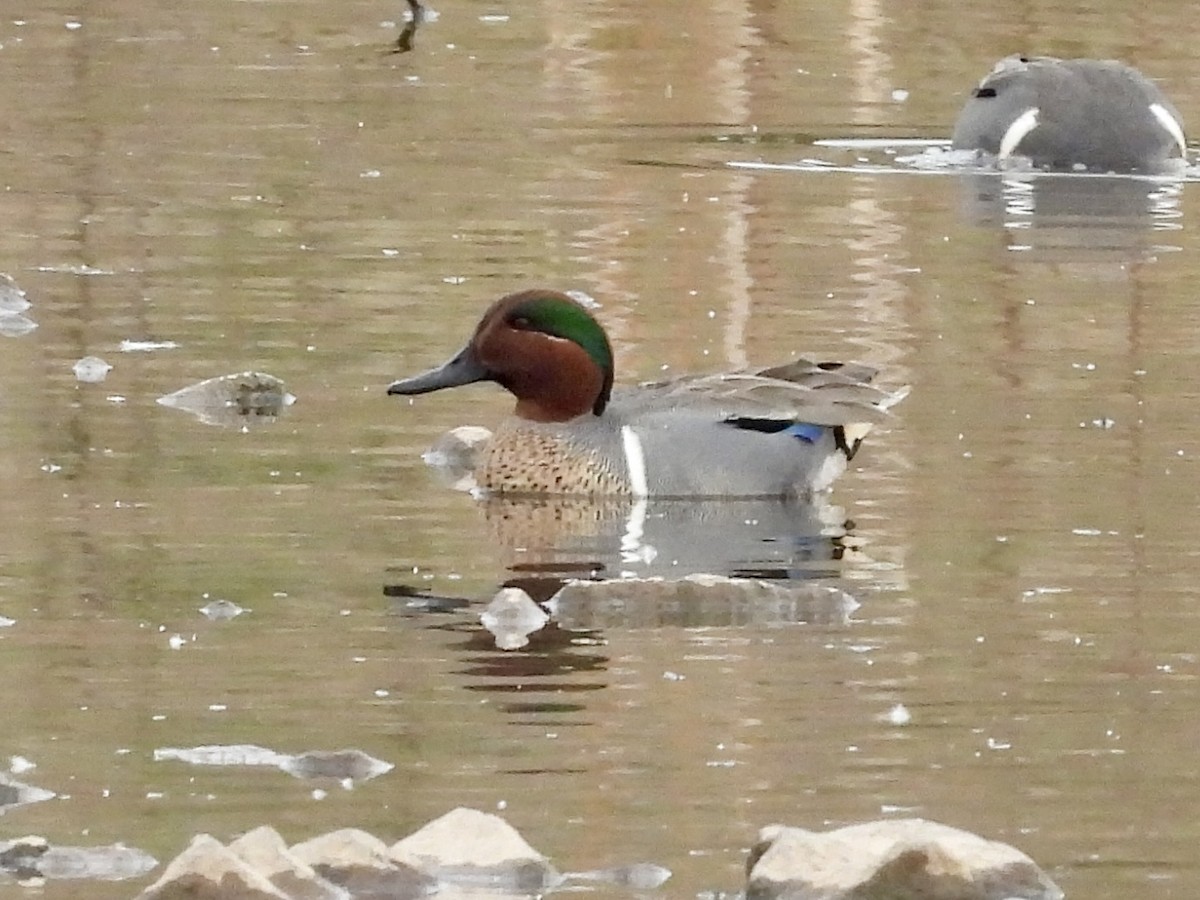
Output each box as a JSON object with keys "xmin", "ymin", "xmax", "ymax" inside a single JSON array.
[{"xmin": 3, "ymin": 1, "xmax": 1200, "ymax": 897}]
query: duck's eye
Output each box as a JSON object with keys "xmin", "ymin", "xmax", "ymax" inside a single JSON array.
[
  {"xmin": 974, "ymin": 87, "xmax": 997, "ymax": 98},
  {"xmin": 510, "ymin": 316, "xmax": 532, "ymax": 330}
]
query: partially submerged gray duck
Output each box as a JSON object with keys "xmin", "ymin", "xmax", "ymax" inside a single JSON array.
[{"xmin": 952, "ymin": 56, "xmax": 1187, "ymax": 173}]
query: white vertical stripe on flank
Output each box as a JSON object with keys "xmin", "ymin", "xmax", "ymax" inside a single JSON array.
[
  {"xmin": 1149, "ymin": 102, "xmax": 1188, "ymax": 157},
  {"xmin": 998, "ymin": 107, "xmax": 1040, "ymax": 159}
]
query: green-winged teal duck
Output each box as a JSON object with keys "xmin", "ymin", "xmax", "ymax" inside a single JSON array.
[
  {"xmin": 387, "ymin": 290, "xmax": 907, "ymax": 499},
  {"xmin": 952, "ymin": 56, "xmax": 1187, "ymax": 172}
]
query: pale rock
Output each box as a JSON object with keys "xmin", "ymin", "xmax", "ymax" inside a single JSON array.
[
  {"xmin": 134, "ymin": 833, "xmax": 289, "ymax": 900},
  {"xmin": 745, "ymin": 818, "xmax": 1063, "ymax": 900},
  {"xmin": 290, "ymin": 828, "xmax": 432, "ymax": 898},
  {"xmin": 390, "ymin": 807, "xmax": 560, "ymax": 892},
  {"xmin": 228, "ymin": 826, "xmax": 349, "ymax": 900}
]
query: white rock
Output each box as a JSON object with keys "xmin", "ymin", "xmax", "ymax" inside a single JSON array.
[
  {"xmin": 390, "ymin": 807, "xmax": 559, "ymax": 891},
  {"xmin": 290, "ymin": 829, "xmax": 431, "ymax": 898},
  {"xmin": 746, "ymin": 818, "xmax": 1062, "ymax": 900},
  {"xmin": 134, "ymin": 834, "xmax": 289, "ymax": 899},
  {"xmin": 228, "ymin": 826, "xmax": 349, "ymax": 900}
]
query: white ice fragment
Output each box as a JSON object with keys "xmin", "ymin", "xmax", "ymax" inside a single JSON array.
[
  {"xmin": 120, "ymin": 339, "xmax": 179, "ymax": 352},
  {"xmin": 157, "ymin": 371, "xmax": 295, "ymax": 426},
  {"xmin": 882, "ymin": 703, "xmax": 911, "ymax": 725},
  {"xmin": 278, "ymin": 749, "xmax": 393, "ymax": 781},
  {"xmin": 154, "ymin": 744, "xmax": 289, "ymax": 768},
  {"xmin": 0, "ymin": 313, "xmax": 37, "ymax": 337},
  {"xmin": 9, "ymin": 755, "xmax": 35, "ymax": 774},
  {"xmin": 198, "ymin": 599, "xmax": 246, "ymax": 620},
  {"xmin": 1022, "ymin": 586, "xmax": 1071, "ymax": 599},
  {"xmin": 167, "ymin": 634, "xmax": 188, "ymax": 650},
  {"xmin": 480, "ymin": 587, "xmax": 549, "ymax": 650},
  {"xmin": 0, "ymin": 273, "xmax": 30, "ymax": 313},
  {"xmin": 73, "ymin": 356, "xmax": 112, "ymax": 383}
]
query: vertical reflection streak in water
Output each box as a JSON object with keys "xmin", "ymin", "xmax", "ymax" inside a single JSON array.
[
  {"xmin": 710, "ymin": 0, "xmax": 754, "ymax": 371},
  {"xmin": 959, "ymin": 171, "xmax": 1182, "ymax": 691},
  {"xmin": 720, "ymin": 172, "xmax": 753, "ymax": 371},
  {"xmin": 618, "ymin": 496, "xmax": 651, "ymax": 573},
  {"xmin": 847, "ymin": 0, "xmax": 891, "ymax": 126},
  {"xmin": 541, "ymin": 2, "xmax": 636, "ymax": 351},
  {"xmin": 845, "ymin": 177, "xmax": 913, "ymax": 370}
]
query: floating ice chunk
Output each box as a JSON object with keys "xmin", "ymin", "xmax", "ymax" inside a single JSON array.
[
  {"xmin": 120, "ymin": 339, "xmax": 179, "ymax": 352},
  {"xmin": 35, "ymin": 842, "xmax": 157, "ymax": 880},
  {"xmin": 0, "ymin": 835, "xmax": 157, "ymax": 881},
  {"xmin": 153, "ymin": 744, "xmax": 290, "ymax": 768},
  {"xmin": 0, "ymin": 273, "xmax": 30, "ymax": 313},
  {"xmin": 198, "ymin": 599, "xmax": 246, "ymax": 620},
  {"xmin": 154, "ymin": 744, "xmax": 392, "ymax": 782},
  {"xmin": 0, "ymin": 773, "xmax": 56, "ymax": 814},
  {"xmin": 278, "ymin": 749, "xmax": 394, "ymax": 781},
  {"xmin": 423, "ymin": 425, "xmax": 491, "ymax": 492},
  {"xmin": 0, "ymin": 313, "xmax": 37, "ymax": 337},
  {"xmin": 567, "ymin": 862, "xmax": 672, "ymax": 891},
  {"xmin": 73, "ymin": 356, "xmax": 112, "ymax": 383},
  {"xmin": 157, "ymin": 371, "xmax": 295, "ymax": 427},
  {"xmin": 33, "ymin": 263, "xmax": 114, "ymax": 275},
  {"xmin": 480, "ymin": 587, "xmax": 548, "ymax": 650}
]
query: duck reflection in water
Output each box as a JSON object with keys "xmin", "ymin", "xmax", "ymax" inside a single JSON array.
[{"xmin": 958, "ymin": 172, "xmax": 1183, "ymax": 268}]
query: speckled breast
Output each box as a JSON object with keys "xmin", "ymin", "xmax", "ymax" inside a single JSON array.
[{"xmin": 475, "ymin": 423, "xmax": 630, "ymax": 496}]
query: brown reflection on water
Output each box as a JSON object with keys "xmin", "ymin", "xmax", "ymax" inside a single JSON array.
[{"xmin": 2, "ymin": 1, "xmax": 1200, "ymax": 898}]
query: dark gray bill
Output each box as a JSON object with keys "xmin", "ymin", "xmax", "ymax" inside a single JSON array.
[{"xmin": 387, "ymin": 344, "xmax": 492, "ymax": 395}]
